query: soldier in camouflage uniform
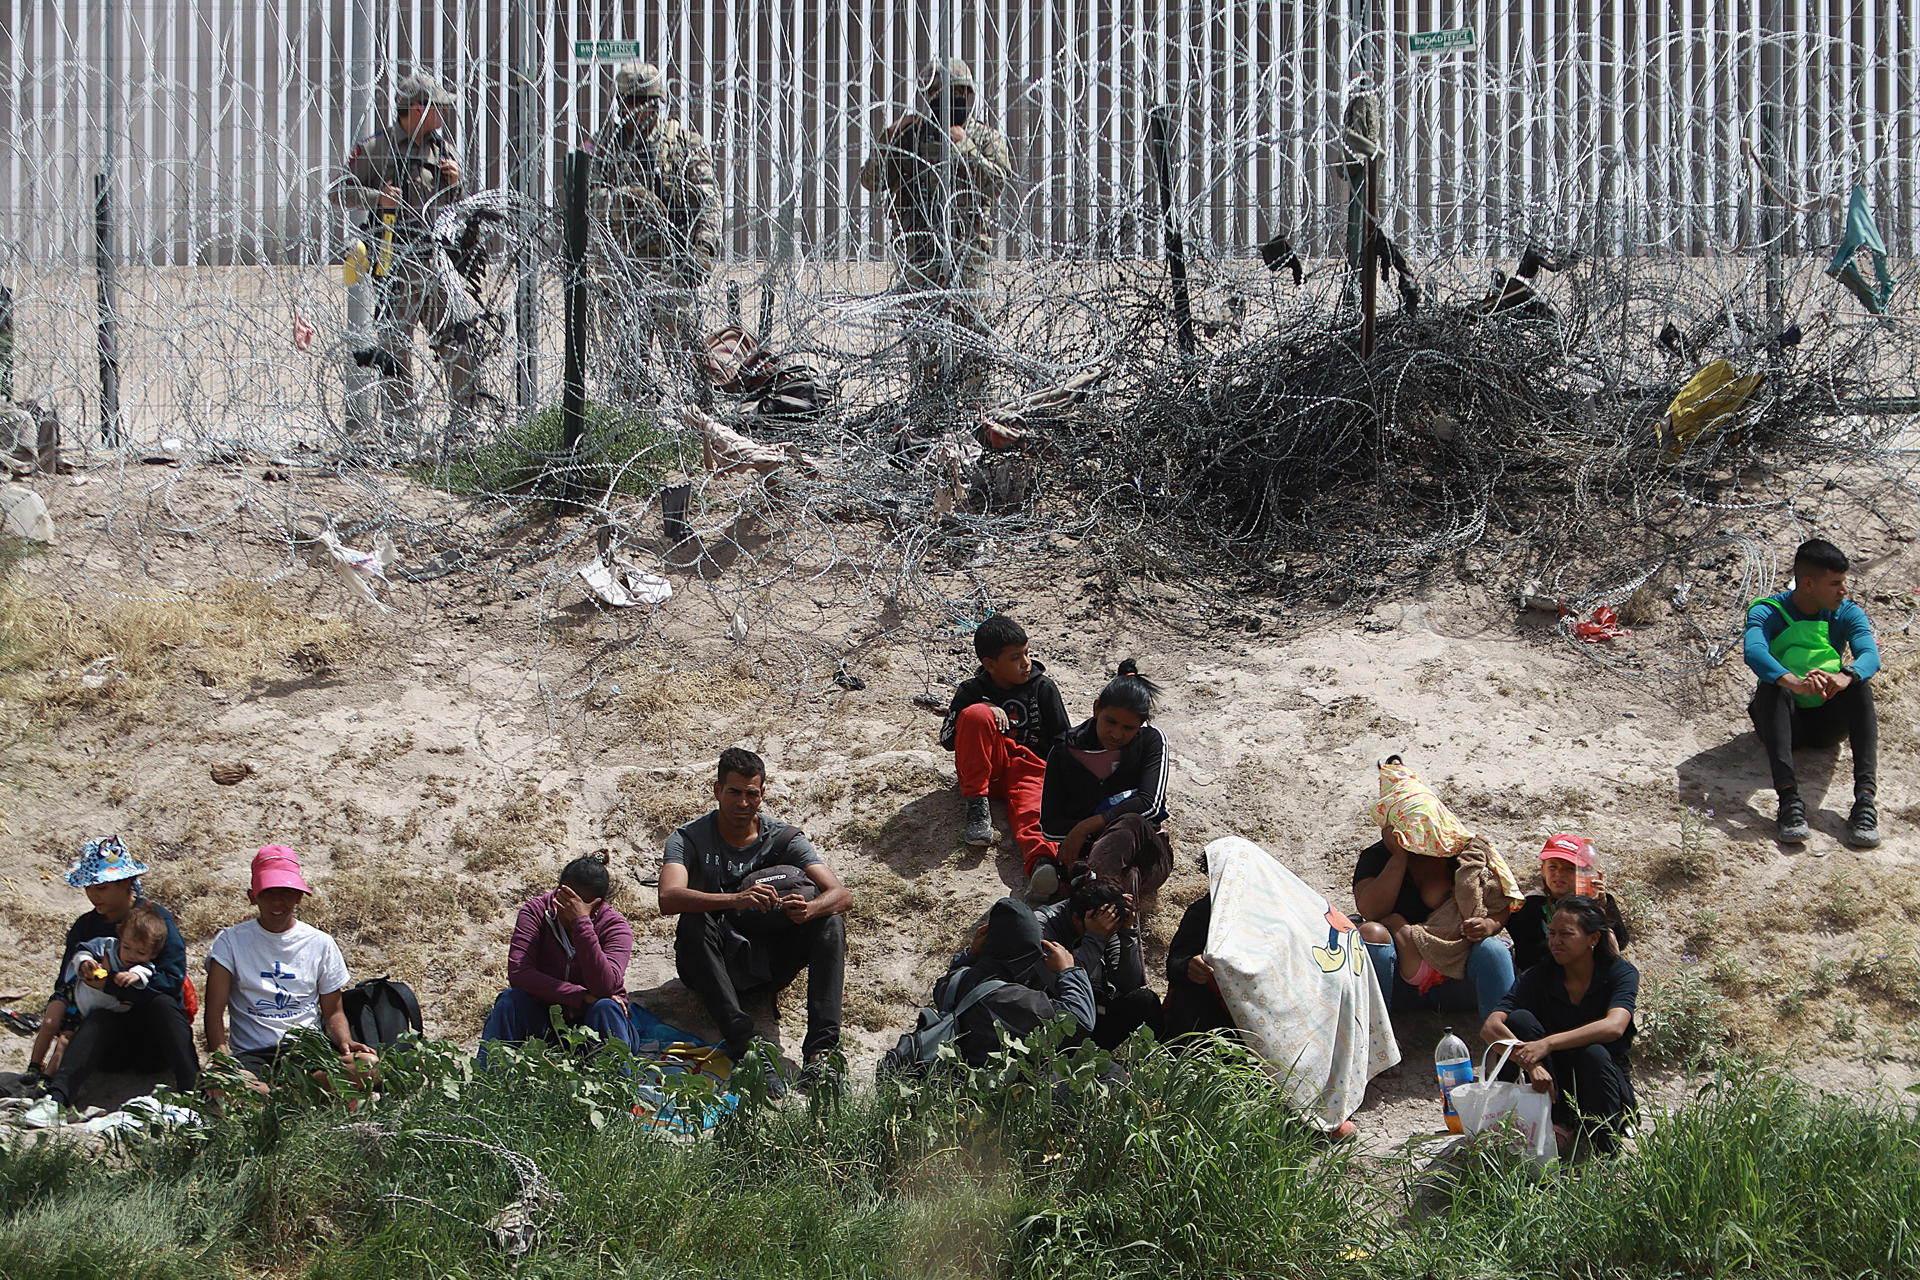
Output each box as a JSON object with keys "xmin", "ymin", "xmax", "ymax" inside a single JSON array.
[
  {"xmin": 330, "ymin": 71, "xmax": 491, "ymax": 441},
  {"xmin": 860, "ymin": 58, "xmax": 1012, "ymax": 405},
  {"xmin": 587, "ymin": 61, "xmax": 720, "ymax": 400}
]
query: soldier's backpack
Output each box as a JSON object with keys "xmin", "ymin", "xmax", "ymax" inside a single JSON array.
[
  {"xmin": 701, "ymin": 325, "xmax": 779, "ymax": 394},
  {"xmin": 753, "ymin": 364, "xmax": 832, "ymax": 424},
  {"xmin": 340, "ymin": 976, "xmax": 424, "ymax": 1049},
  {"xmin": 876, "ymin": 972, "xmax": 1007, "ymax": 1080}
]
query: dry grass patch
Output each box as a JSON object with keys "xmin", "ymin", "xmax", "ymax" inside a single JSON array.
[
  {"xmin": 603, "ymin": 770, "xmax": 707, "ymax": 848},
  {"xmin": 450, "ymin": 783, "xmax": 574, "ymax": 880},
  {"xmin": 843, "ymin": 867, "xmax": 942, "ymax": 934},
  {"xmin": 843, "ymin": 977, "xmax": 917, "ymax": 1032},
  {"xmin": 0, "ymin": 577, "xmax": 363, "ymax": 719},
  {"xmin": 143, "ymin": 860, "xmax": 239, "ymax": 945},
  {"xmin": 1870, "ymin": 649, "xmax": 1920, "ymax": 753},
  {"xmin": 601, "ymin": 658, "xmax": 774, "ymax": 748}
]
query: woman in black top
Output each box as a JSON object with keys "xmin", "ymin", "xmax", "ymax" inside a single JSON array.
[
  {"xmin": 1483, "ymin": 895, "xmax": 1637, "ymax": 1155},
  {"xmin": 1036, "ymin": 661, "xmax": 1173, "ymax": 902},
  {"xmin": 1163, "ymin": 893, "xmax": 1233, "ymax": 1040},
  {"xmin": 26, "ymin": 837, "xmax": 198, "ymax": 1119}
]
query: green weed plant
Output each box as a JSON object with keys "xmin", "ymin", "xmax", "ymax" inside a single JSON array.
[
  {"xmin": 1, "ymin": 1024, "xmax": 1915, "ymax": 1280},
  {"xmin": 411, "ymin": 401, "xmax": 693, "ymax": 503}
]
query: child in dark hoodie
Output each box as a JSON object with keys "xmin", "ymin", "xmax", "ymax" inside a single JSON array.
[
  {"xmin": 937, "ymin": 897, "xmax": 1095, "ymax": 1066},
  {"xmin": 479, "ymin": 854, "xmax": 639, "ymax": 1062},
  {"xmin": 939, "ymin": 613, "xmax": 1071, "ymax": 871}
]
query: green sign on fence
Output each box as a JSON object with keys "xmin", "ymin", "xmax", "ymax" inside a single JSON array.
[
  {"xmin": 574, "ymin": 40, "xmax": 642, "ymax": 61},
  {"xmin": 1409, "ymin": 27, "xmax": 1476, "ymax": 54}
]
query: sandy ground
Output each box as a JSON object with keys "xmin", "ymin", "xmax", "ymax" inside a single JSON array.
[{"xmin": 2, "ymin": 456, "xmax": 1918, "ymax": 1156}]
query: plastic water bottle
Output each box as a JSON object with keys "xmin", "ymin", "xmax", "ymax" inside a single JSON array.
[
  {"xmin": 1574, "ymin": 839, "xmax": 1601, "ymax": 897},
  {"xmin": 1435, "ymin": 1027, "xmax": 1474, "ymax": 1134}
]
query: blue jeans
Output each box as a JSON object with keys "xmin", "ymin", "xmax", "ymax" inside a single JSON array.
[
  {"xmin": 1363, "ymin": 936, "xmax": 1516, "ymax": 1023},
  {"xmin": 477, "ymin": 988, "xmax": 640, "ymax": 1067}
]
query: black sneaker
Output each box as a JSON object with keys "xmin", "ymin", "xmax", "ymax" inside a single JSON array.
[
  {"xmin": 1847, "ymin": 795, "xmax": 1882, "ymax": 848},
  {"xmin": 962, "ymin": 796, "xmax": 994, "ymax": 846},
  {"xmin": 1776, "ymin": 792, "xmax": 1810, "ymax": 843}
]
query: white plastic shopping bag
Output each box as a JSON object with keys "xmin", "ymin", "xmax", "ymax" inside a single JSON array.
[{"xmin": 1449, "ymin": 1040, "xmax": 1557, "ymax": 1168}]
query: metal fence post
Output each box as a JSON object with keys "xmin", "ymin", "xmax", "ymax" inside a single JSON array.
[
  {"xmin": 511, "ymin": 0, "xmax": 540, "ymax": 419},
  {"xmin": 1147, "ymin": 104, "xmax": 1195, "ymax": 356},
  {"xmin": 1758, "ymin": 0, "xmax": 1785, "ymax": 338},
  {"xmin": 559, "ymin": 149, "xmax": 589, "ymax": 506}
]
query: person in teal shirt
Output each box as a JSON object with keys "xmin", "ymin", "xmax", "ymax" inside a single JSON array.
[{"xmin": 1742, "ymin": 539, "xmax": 1880, "ymax": 847}]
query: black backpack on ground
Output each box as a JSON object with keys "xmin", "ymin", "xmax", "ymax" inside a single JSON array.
[
  {"xmin": 876, "ymin": 971, "xmax": 1007, "ymax": 1080},
  {"xmin": 341, "ymin": 976, "xmax": 423, "ymax": 1048}
]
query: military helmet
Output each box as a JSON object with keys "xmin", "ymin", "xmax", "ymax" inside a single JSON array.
[
  {"xmin": 614, "ymin": 61, "xmax": 666, "ymax": 101},
  {"xmin": 395, "ymin": 70, "xmax": 455, "ymax": 109},
  {"xmin": 919, "ymin": 57, "xmax": 976, "ymax": 96}
]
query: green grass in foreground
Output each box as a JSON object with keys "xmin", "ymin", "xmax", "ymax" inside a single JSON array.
[
  {"xmin": 0, "ymin": 1025, "xmax": 1915, "ymax": 1280},
  {"xmin": 410, "ymin": 400, "xmax": 694, "ymax": 502}
]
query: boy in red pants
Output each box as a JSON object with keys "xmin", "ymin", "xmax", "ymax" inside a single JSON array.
[{"xmin": 939, "ymin": 615, "xmax": 1070, "ymax": 887}]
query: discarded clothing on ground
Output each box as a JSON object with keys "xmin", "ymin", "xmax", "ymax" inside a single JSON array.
[
  {"xmin": 1827, "ymin": 184, "xmax": 1896, "ymax": 315},
  {"xmin": 624, "ymin": 1003, "xmax": 738, "ymax": 1136}
]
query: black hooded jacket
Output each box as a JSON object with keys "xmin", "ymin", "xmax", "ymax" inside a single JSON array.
[
  {"xmin": 938, "ymin": 660, "xmax": 1071, "ymax": 755},
  {"xmin": 940, "ymin": 898, "xmax": 1095, "ymax": 1065},
  {"xmin": 1039, "ymin": 719, "xmax": 1171, "ymax": 841}
]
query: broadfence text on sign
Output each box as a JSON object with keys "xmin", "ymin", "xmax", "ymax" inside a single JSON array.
[
  {"xmin": 573, "ymin": 40, "xmax": 642, "ymax": 61},
  {"xmin": 1409, "ymin": 27, "xmax": 1477, "ymax": 54}
]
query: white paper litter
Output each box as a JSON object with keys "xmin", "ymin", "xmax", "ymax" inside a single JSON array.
[
  {"xmin": 577, "ymin": 558, "xmax": 673, "ymax": 608},
  {"xmin": 80, "ymin": 1094, "xmax": 199, "ymax": 1135},
  {"xmin": 318, "ymin": 526, "xmax": 398, "ymax": 612}
]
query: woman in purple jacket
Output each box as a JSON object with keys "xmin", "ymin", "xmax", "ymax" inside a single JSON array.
[{"xmin": 479, "ymin": 854, "xmax": 640, "ymax": 1061}]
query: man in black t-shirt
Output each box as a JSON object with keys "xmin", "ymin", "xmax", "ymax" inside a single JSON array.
[{"xmin": 659, "ymin": 748, "xmax": 851, "ymax": 1090}]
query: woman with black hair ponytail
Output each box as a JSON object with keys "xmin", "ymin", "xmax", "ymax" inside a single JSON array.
[{"xmin": 1032, "ymin": 659, "xmax": 1174, "ymax": 903}]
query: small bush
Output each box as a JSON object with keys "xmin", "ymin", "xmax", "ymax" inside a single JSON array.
[
  {"xmin": 413, "ymin": 400, "xmax": 694, "ymax": 501},
  {"xmin": 1638, "ymin": 963, "xmax": 1731, "ymax": 1063}
]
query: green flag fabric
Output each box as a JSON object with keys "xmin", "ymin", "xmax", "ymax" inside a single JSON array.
[{"xmin": 1826, "ymin": 184, "xmax": 1896, "ymax": 315}]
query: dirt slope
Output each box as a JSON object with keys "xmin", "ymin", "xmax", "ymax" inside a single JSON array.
[{"xmin": 3, "ymin": 460, "xmax": 1917, "ymax": 1150}]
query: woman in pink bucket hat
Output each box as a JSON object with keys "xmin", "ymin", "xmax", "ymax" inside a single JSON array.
[{"xmin": 203, "ymin": 846, "xmax": 377, "ymax": 1094}]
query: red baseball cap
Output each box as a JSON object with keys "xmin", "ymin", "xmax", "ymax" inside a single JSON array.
[
  {"xmin": 250, "ymin": 845, "xmax": 312, "ymax": 897},
  {"xmin": 1538, "ymin": 833, "xmax": 1593, "ymax": 867}
]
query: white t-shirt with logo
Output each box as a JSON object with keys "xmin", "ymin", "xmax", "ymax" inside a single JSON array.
[{"xmin": 206, "ymin": 919, "xmax": 350, "ymax": 1054}]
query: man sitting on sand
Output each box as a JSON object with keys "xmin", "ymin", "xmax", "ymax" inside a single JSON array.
[
  {"xmin": 1744, "ymin": 538, "xmax": 1881, "ymax": 847},
  {"xmin": 659, "ymin": 748, "xmax": 852, "ymax": 1094}
]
